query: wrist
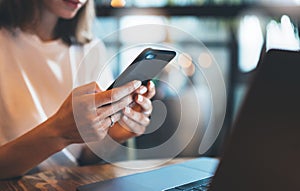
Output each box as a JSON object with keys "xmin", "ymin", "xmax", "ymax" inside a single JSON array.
[{"xmin": 42, "ymin": 114, "xmax": 70, "ymax": 152}]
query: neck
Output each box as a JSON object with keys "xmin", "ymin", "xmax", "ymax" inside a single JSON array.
[
  {"xmin": 24, "ymin": 7, "xmax": 59, "ymax": 42},
  {"xmin": 35, "ymin": 13, "xmax": 59, "ymax": 42}
]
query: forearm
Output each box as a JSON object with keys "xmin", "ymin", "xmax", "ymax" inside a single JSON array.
[{"xmin": 0, "ymin": 116, "xmax": 68, "ymax": 179}]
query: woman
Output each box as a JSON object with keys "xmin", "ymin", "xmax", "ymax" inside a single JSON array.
[{"xmin": 0, "ymin": 0, "xmax": 155, "ymax": 179}]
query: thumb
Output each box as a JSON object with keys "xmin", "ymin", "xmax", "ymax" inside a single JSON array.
[{"xmin": 73, "ymin": 81, "xmax": 102, "ymax": 96}]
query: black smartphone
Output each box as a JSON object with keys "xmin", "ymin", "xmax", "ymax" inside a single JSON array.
[{"xmin": 107, "ymin": 48, "xmax": 176, "ymax": 90}]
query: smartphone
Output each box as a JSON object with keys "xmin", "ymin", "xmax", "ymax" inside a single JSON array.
[{"xmin": 107, "ymin": 48, "xmax": 176, "ymax": 90}]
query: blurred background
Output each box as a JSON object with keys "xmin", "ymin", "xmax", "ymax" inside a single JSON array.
[{"xmin": 92, "ymin": 0, "xmax": 300, "ymax": 159}]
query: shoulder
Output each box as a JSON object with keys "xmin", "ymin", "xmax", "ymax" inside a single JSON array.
[
  {"xmin": 0, "ymin": 28, "xmax": 18, "ymax": 64},
  {"xmin": 70, "ymin": 38, "xmax": 106, "ymax": 57},
  {"xmin": 78, "ymin": 38, "xmax": 107, "ymax": 62},
  {"xmin": 0, "ymin": 28, "xmax": 17, "ymax": 43},
  {"xmin": 83, "ymin": 38, "xmax": 106, "ymax": 54}
]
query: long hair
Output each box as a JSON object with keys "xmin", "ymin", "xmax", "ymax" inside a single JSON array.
[{"xmin": 0, "ymin": 0, "xmax": 95, "ymax": 45}]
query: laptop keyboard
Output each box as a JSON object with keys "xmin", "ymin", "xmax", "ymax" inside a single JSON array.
[{"xmin": 163, "ymin": 176, "xmax": 213, "ymax": 191}]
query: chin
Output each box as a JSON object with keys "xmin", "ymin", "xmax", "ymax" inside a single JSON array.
[{"xmin": 60, "ymin": 11, "xmax": 79, "ymax": 19}]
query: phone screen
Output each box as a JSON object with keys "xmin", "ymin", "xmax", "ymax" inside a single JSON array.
[{"xmin": 107, "ymin": 48, "xmax": 176, "ymax": 90}]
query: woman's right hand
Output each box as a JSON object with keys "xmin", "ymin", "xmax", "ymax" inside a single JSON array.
[{"xmin": 51, "ymin": 80, "xmax": 142, "ymax": 145}]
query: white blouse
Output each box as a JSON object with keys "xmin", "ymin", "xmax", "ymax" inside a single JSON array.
[{"xmin": 0, "ymin": 28, "xmax": 113, "ymax": 167}]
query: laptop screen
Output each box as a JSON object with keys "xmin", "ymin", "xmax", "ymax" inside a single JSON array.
[{"xmin": 210, "ymin": 49, "xmax": 300, "ymax": 191}]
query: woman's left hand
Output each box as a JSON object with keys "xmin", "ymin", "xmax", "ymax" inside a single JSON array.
[{"xmin": 108, "ymin": 81, "xmax": 155, "ymax": 142}]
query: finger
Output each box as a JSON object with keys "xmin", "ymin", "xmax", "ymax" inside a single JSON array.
[
  {"xmin": 92, "ymin": 112, "xmax": 123, "ymax": 140},
  {"xmin": 81, "ymin": 119, "xmax": 108, "ymax": 142},
  {"xmin": 110, "ymin": 112, "xmax": 122, "ymax": 125},
  {"xmin": 135, "ymin": 85, "xmax": 148, "ymax": 95},
  {"xmin": 145, "ymin": 81, "xmax": 156, "ymax": 99},
  {"xmin": 95, "ymin": 80, "xmax": 141, "ymax": 107},
  {"xmin": 73, "ymin": 82, "xmax": 101, "ymax": 96},
  {"xmin": 96, "ymin": 95, "xmax": 133, "ymax": 119},
  {"xmin": 123, "ymin": 107, "xmax": 150, "ymax": 127},
  {"xmin": 95, "ymin": 119, "xmax": 110, "ymax": 140},
  {"xmin": 91, "ymin": 117, "xmax": 112, "ymax": 140},
  {"xmin": 93, "ymin": 117, "xmax": 109, "ymax": 129},
  {"xmin": 121, "ymin": 115, "xmax": 146, "ymax": 135},
  {"xmin": 107, "ymin": 112, "xmax": 122, "ymax": 128},
  {"xmin": 135, "ymin": 94, "xmax": 153, "ymax": 115}
]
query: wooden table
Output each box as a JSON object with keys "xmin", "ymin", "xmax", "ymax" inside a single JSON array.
[{"xmin": 0, "ymin": 158, "xmax": 193, "ymax": 191}]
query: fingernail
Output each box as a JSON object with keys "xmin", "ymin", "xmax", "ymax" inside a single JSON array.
[
  {"xmin": 140, "ymin": 87, "xmax": 147, "ymax": 94},
  {"xmin": 134, "ymin": 80, "xmax": 142, "ymax": 88},
  {"xmin": 149, "ymin": 81, "xmax": 155, "ymax": 88},
  {"xmin": 137, "ymin": 94, "xmax": 143, "ymax": 102}
]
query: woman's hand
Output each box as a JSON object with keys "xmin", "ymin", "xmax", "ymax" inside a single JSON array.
[
  {"xmin": 51, "ymin": 80, "xmax": 142, "ymax": 145},
  {"xmin": 108, "ymin": 81, "xmax": 156, "ymax": 142}
]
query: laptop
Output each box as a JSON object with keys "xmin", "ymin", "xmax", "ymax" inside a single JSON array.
[{"xmin": 77, "ymin": 49, "xmax": 300, "ymax": 191}]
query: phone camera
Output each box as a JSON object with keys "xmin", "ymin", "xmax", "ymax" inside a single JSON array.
[{"xmin": 145, "ymin": 53, "xmax": 156, "ymax": 60}]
